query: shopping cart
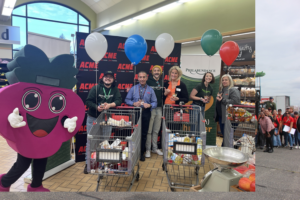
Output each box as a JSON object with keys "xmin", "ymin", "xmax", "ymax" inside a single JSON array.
[
  {"xmin": 225, "ymin": 104, "xmax": 256, "ymax": 155},
  {"xmin": 86, "ymin": 107, "xmax": 141, "ymax": 192},
  {"xmin": 162, "ymin": 104, "xmax": 207, "ymax": 191}
]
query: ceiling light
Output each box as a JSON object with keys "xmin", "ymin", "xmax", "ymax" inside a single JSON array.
[
  {"xmin": 182, "ymin": 41, "xmax": 195, "ymax": 44},
  {"xmin": 231, "ymin": 32, "xmax": 255, "ymax": 37},
  {"xmin": 178, "ymin": 0, "xmax": 191, "ymax": 3},
  {"xmin": 118, "ymin": 19, "xmax": 136, "ymax": 26},
  {"xmin": 104, "ymin": 24, "xmax": 121, "ymax": 30},
  {"xmin": 222, "ymin": 36, "xmax": 230, "ymax": 38},
  {"xmin": 3, "ymin": 0, "xmax": 17, "ymax": 8},
  {"xmin": 152, "ymin": 2, "xmax": 180, "ymax": 13},
  {"xmin": 2, "ymin": 0, "xmax": 17, "ymax": 16},
  {"xmin": 133, "ymin": 12, "xmax": 155, "ymax": 20}
]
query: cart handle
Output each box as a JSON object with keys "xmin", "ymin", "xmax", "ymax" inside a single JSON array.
[
  {"xmin": 168, "ymin": 104, "xmax": 192, "ymax": 107},
  {"xmin": 232, "ymin": 105, "xmax": 255, "ymax": 108},
  {"xmin": 115, "ymin": 106, "xmax": 135, "ymax": 109}
]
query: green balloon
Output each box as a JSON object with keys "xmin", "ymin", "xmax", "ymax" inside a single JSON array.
[{"xmin": 201, "ymin": 29, "xmax": 223, "ymax": 56}]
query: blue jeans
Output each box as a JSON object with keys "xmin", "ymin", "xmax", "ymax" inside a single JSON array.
[
  {"xmin": 273, "ymin": 128, "xmax": 281, "ymax": 146},
  {"xmin": 295, "ymin": 130, "xmax": 300, "ymax": 146},
  {"xmin": 85, "ymin": 115, "xmax": 97, "ymax": 164},
  {"xmin": 190, "ymin": 104, "xmax": 205, "ymax": 132},
  {"xmin": 284, "ymin": 131, "xmax": 293, "ymax": 147},
  {"xmin": 219, "ymin": 116, "xmax": 225, "ymax": 147}
]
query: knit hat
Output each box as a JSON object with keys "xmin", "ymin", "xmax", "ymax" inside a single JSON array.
[{"xmin": 152, "ymin": 65, "xmax": 162, "ymax": 73}]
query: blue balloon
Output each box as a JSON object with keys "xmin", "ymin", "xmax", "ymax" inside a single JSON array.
[{"xmin": 124, "ymin": 34, "xmax": 147, "ymax": 65}]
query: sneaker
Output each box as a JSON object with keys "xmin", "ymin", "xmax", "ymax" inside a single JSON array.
[
  {"xmin": 84, "ymin": 164, "xmax": 88, "ymax": 174},
  {"xmin": 145, "ymin": 150, "xmax": 151, "ymax": 158},
  {"xmin": 140, "ymin": 155, "xmax": 145, "ymax": 162},
  {"xmin": 152, "ymin": 149, "xmax": 163, "ymax": 156},
  {"xmin": 268, "ymin": 149, "xmax": 273, "ymax": 153},
  {"xmin": 27, "ymin": 184, "xmax": 50, "ymax": 192},
  {"xmin": 295, "ymin": 146, "xmax": 299, "ymax": 149},
  {"xmin": 290, "ymin": 147, "xmax": 293, "ymax": 150},
  {"xmin": 0, "ymin": 174, "xmax": 10, "ymax": 192}
]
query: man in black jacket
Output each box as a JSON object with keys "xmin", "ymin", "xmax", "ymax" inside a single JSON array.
[
  {"xmin": 84, "ymin": 71, "xmax": 122, "ymax": 173},
  {"xmin": 145, "ymin": 65, "xmax": 164, "ymax": 158}
]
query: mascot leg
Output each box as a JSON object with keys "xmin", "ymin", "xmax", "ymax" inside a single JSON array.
[
  {"xmin": 27, "ymin": 157, "xmax": 49, "ymax": 192},
  {"xmin": 0, "ymin": 153, "xmax": 32, "ymax": 192}
]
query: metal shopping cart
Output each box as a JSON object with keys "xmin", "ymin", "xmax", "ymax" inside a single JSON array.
[
  {"xmin": 226, "ymin": 104, "xmax": 256, "ymax": 155},
  {"xmin": 86, "ymin": 107, "xmax": 141, "ymax": 192},
  {"xmin": 162, "ymin": 104, "xmax": 207, "ymax": 191}
]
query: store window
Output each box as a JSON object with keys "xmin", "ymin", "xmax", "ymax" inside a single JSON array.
[{"xmin": 12, "ymin": 2, "xmax": 90, "ymax": 58}]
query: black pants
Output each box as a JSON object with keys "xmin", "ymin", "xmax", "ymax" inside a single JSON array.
[
  {"xmin": 141, "ymin": 108, "xmax": 151, "ymax": 156},
  {"xmin": 1, "ymin": 153, "xmax": 48, "ymax": 188},
  {"xmin": 265, "ymin": 129, "xmax": 275, "ymax": 150}
]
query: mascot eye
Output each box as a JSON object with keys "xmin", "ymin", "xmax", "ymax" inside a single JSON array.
[
  {"xmin": 22, "ymin": 90, "xmax": 41, "ymax": 111},
  {"xmin": 49, "ymin": 94, "xmax": 66, "ymax": 113}
]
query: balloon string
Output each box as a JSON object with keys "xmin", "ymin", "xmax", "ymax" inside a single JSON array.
[
  {"xmin": 96, "ymin": 61, "xmax": 98, "ymax": 117},
  {"xmin": 162, "ymin": 58, "xmax": 165, "ymax": 105},
  {"xmin": 133, "ymin": 64, "xmax": 136, "ymax": 96}
]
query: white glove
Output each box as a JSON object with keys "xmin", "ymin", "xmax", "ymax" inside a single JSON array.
[
  {"xmin": 8, "ymin": 108, "xmax": 26, "ymax": 128},
  {"xmin": 64, "ymin": 116, "xmax": 78, "ymax": 133}
]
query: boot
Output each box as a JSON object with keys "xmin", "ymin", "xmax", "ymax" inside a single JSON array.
[{"xmin": 0, "ymin": 174, "xmax": 10, "ymax": 192}]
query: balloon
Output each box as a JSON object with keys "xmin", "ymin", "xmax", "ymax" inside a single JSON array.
[
  {"xmin": 155, "ymin": 33, "xmax": 175, "ymax": 59},
  {"xmin": 85, "ymin": 32, "xmax": 108, "ymax": 62},
  {"xmin": 219, "ymin": 41, "xmax": 240, "ymax": 66},
  {"xmin": 124, "ymin": 34, "xmax": 147, "ymax": 65},
  {"xmin": 201, "ymin": 29, "xmax": 223, "ymax": 56}
]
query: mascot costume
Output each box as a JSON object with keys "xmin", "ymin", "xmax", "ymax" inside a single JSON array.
[{"xmin": 0, "ymin": 45, "xmax": 85, "ymax": 192}]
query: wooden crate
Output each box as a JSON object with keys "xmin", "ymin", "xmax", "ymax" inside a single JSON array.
[{"xmin": 190, "ymin": 185, "xmax": 202, "ymax": 192}]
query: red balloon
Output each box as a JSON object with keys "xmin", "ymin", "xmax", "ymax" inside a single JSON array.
[{"xmin": 219, "ymin": 41, "xmax": 240, "ymax": 66}]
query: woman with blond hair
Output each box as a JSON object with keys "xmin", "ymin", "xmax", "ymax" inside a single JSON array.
[
  {"xmin": 214, "ymin": 74, "xmax": 240, "ymax": 147},
  {"xmin": 164, "ymin": 66, "xmax": 189, "ymax": 105}
]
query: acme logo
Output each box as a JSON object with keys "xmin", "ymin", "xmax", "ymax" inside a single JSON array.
[
  {"xmin": 165, "ymin": 57, "xmax": 178, "ymax": 63},
  {"xmin": 79, "ymin": 39, "xmax": 85, "ymax": 48},
  {"xmin": 117, "ymin": 63, "xmax": 133, "ymax": 70},
  {"xmin": 141, "ymin": 55, "xmax": 150, "ymax": 62},
  {"xmin": 84, "ymin": 105, "xmax": 89, "ymax": 112},
  {"xmin": 78, "ymin": 146, "xmax": 86, "ymax": 153},
  {"xmin": 117, "ymin": 43, "xmax": 125, "ymax": 51},
  {"xmin": 79, "ymin": 62, "xmax": 98, "ymax": 69},
  {"xmin": 79, "ymin": 125, "xmax": 87, "ymax": 132},
  {"xmin": 118, "ymin": 83, "xmax": 133, "ymax": 90},
  {"xmin": 79, "ymin": 83, "xmax": 97, "ymax": 90},
  {"xmin": 103, "ymin": 52, "xmax": 117, "ymax": 59},
  {"xmin": 150, "ymin": 46, "xmax": 157, "ymax": 54},
  {"xmin": 164, "ymin": 75, "xmax": 169, "ymax": 81}
]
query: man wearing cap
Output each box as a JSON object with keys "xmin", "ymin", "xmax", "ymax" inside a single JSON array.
[
  {"xmin": 125, "ymin": 71, "xmax": 157, "ymax": 161},
  {"xmin": 84, "ymin": 71, "xmax": 122, "ymax": 173},
  {"xmin": 145, "ymin": 65, "xmax": 164, "ymax": 158},
  {"xmin": 261, "ymin": 97, "xmax": 276, "ymax": 113}
]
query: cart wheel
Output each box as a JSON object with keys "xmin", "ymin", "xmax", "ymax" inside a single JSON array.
[
  {"xmin": 162, "ymin": 163, "xmax": 165, "ymax": 171},
  {"xmin": 99, "ymin": 175, "xmax": 104, "ymax": 179},
  {"xmin": 170, "ymin": 188, "xmax": 175, "ymax": 192},
  {"xmin": 136, "ymin": 173, "xmax": 140, "ymax": 181}
]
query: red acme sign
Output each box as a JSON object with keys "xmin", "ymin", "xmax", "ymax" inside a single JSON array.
[
  {"xmin": 117, "ymin": 63, "xmax": 133, "ymax": 70},
  {"xmin": 79, "ymin": 62, "xmax": 98, "ymax": 69}
]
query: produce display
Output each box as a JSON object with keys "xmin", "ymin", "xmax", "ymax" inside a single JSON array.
[{"xmin": 227, "ymin": 105, "xmax": 255, "ymax": 123}]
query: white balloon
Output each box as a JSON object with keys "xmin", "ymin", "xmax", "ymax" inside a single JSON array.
[
  {"xmin": 85, "ymin": 32, "xmax": 108, "ymax": 62},
  {"xmin": 155, "ymin": 33, "xmax": 175, "ymax": 59}
]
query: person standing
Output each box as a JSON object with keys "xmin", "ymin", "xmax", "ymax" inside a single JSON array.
[
  {"xmin": 84, "ymin": 71, "xmax": 122, "ymax": 173},
  {"xmin": 259, "ymin": 112, "xmax": 275, "ymax": 153},
  {"xmin": 145, "ymin": 65, "xmax": 164, "ymax": 158},
  {"xmin": 261, "ymin": 97, "xmax": 276, "ymax": 113},
  {"xmin": 125, "ymin": 71, "xmax": 157, "ymax": 161},
  {"xmin": 214, "ymin": 74, "xmax": 240, "ymax": 147},
  {"xmin": 293, "ymin": 112, "xmax": 299, "ymax": 149},
  {"xmin": 280, "ymin": 111, "xmax": 294, "ymax": 150},
  {"xmin": 273, "ymin": 110, "xmax": 281, "ymax": 148},
  {"xmin": 277, "ymin": 109, "xmax": 284, "ymax": 146},
  {"xmin": 164, "ymin": 66, "xmax": 189, "ymax": 105},
  {"xmin": 190, "ymin": 72, "xmax": 215, "ymax": 129}
]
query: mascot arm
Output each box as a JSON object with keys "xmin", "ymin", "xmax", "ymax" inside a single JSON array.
[
  {"xmin": 63, "ymin": 116, "xmax": 78, "ymax": 133},
  {"xmin": 8, "ymin": 108, "xmax": 26, "ymax": 128}
]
